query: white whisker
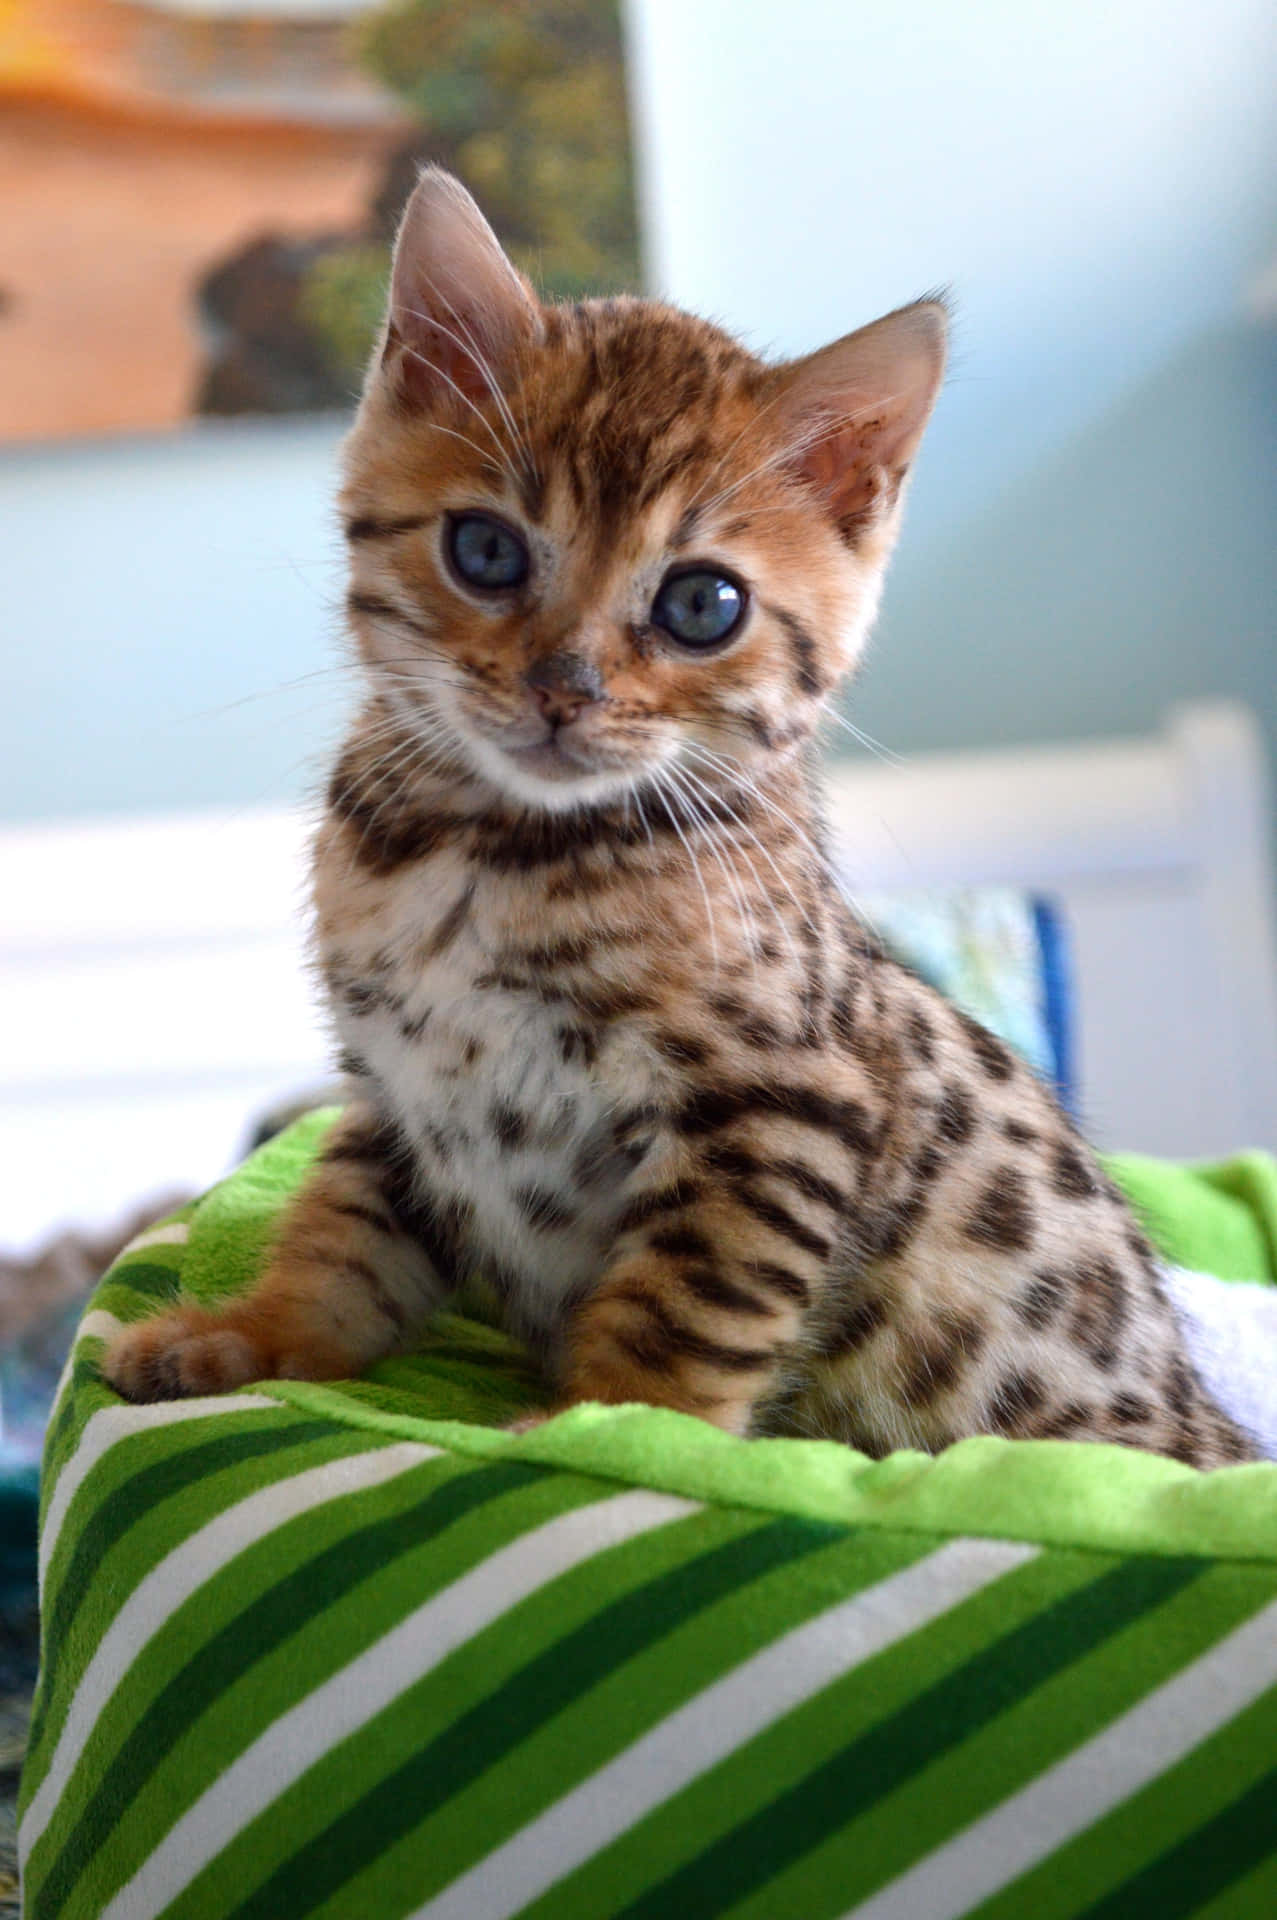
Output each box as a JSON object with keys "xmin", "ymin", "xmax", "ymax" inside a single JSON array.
[
  {"xmin": 394, "ymin": 321, "xmax": 521, "ymax": 487},
  {"xmin": 629, "ymin": 782, "xmax": 657, "ymax": 854},
  {"xmin": 660, "ymin": 761, "xmax": 763, "ymax": 977},
  {"xmin": 670, "ymin": 758, "xmax": 807, "ymax": 966},
  {"xmin": 692, "ymin": 389, "xmax": 907, "ymax": 524},
  {"xmin": 411, "ymin": 284, "xmax": 537, "ymax": 486},
  {"xmin": 819, "ymin": 704, "xmax": 904, "ymax": 766},
  {"xmin": 681, "ymin": 739, "xmax": 830, "ymax": 876},
  {"xmin": 650, "ymin": 769, "xmax": 720, "ymax": 969},
  {"xmin": 679, "ymin": 383, "xmax": 794, "ymax": 516}
]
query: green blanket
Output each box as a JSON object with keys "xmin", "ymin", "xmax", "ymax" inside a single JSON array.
[
  {"xmin": 19, "ymin": 1120, "xmax": 1277, "ymax": 1920},
  {"xmin": 1102, "ymin": 1150, "xmax": 1277, "ymax": 1283}
]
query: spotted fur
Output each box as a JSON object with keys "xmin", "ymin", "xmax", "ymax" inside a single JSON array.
[{"xmin": 104, "ymin": 171, "xmax": 1256, "ymax": 1469}]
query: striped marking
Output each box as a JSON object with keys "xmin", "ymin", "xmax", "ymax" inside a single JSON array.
[
  {"xmin": 227, "ymin": 1514, "xmax": 843, "ymax": 1920},
  {"xmin": 1077, "ymin": 1764, "xmax": 1277, "ymax": 1919},
  {"xmin": 21, "ymin": 1440, "xmax": 441, "ymax": 1858},
  {"xmin": 347, "ymin": 588, "xmax": 432, "ymax": 642},
  {"xmin": 29, "ymin": 1459, "xmax": 550, "ymax": 1920},
  {"xmin": 39, "ymin": 1394, "xmax": 279, "ymax": 1587},
  {"xmin": 118, "ymin": 1222, "xmax": 191, "ymax": 1258},
  {"xmin": 29, "ymin": 1416, "xmax": 348, "ymax": 1815},
  {"xmin": 411, "ymin": 1537, "xmax": 1038, "ymax": 1920},
  {"xmin": 97, "ymin": 1489, "xmax": 699, "ymax": 1920},
  {"xmin": 43, "ymin": 1308, "xmax": 124, "ymax": 1441},
  {"xmin": 605, "ymin": 1551, "xmax": 1206, "ymax": 1920},
  {"xmin": 67, "ymin": 1308, "xmax": 125, "ymax": 1347},
  {"xmin": 840, "ymin": 1592, "xmax": 1277, "ymax": 1920},
  {"xmin": 345, "ymin": 513, "xmax": 429, "ymax": 542}
]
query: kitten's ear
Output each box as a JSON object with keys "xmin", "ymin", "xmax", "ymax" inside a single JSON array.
[
  {"xmin": 773, "ymin": 298, "xmax": 947, "ymax": 538},
  {"xmin": 380, "ymin": 168, "xmax": 541, "ymax": 410}
]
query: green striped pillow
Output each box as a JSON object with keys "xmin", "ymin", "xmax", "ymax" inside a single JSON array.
[{"xmin": 19, "ymin": 1116, "xmax": 1277, "ymax": 1919}]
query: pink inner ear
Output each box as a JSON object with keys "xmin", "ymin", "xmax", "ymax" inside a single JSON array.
[
  {"xmin": 385, "ymin": 310, "xmax": 497, "ymax": 411},
  {"xmin": 777, "ymin": 300, "xmax": 947, "ymax": 534},
  {"xmin": 794, "ymin": 417, "xmax": 898, "ymax": 534},
  {"xmin": 380, "ymin": 168, "xmax": 540, "ymax": 416}
]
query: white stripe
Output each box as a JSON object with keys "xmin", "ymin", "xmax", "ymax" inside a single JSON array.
[
  {"xmin": 43, "ymin": 1310, "xmax": 125, "ymax": 1445},
  {"xmin": 42, "ymin": 1223, "xmax": 186, "ymax": 1444},
  {"xmin": 118, "ymin": 1221, "xmax": 191, "ymax": 1257},
  {"xmin": 69, "ymin": 1308, "xmax": 125, "ymax": 1348},
  {"xmin": 20, "ymin": 1440, "xmax": 441, "ymax": 1862},
  {"xmin": 39, "ymin": 1394, "xmax": 279, "ymax": 1588},
  {"xmin": 99, "ymin": 1488, "xmax": 699, "ymax": 1920},
  {"xmin": 841, "ymin": 1592, "xmax": 1277, "ymax": 1920},
  {"xmin": 413, "ymin": 1536, "xmax": 1039, "ymax": 1920}
]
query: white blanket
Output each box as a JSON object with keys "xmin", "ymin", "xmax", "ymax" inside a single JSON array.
[{"xmin": 1166, "ymin": 1268, "xmax": 1277, "ymax": 1460}]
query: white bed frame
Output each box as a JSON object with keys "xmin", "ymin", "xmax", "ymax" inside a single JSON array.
[
  {"xmin": 827, "ymin": 701, "xmax": 1277, "ymax": 1160},
  {"xmin": 2, "ymin": 700, "xmax": 1275, "ymax": 1252}
]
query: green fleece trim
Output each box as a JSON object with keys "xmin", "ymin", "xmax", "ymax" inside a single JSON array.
[
  {"xmin": 256, "ymin": 1382, "xmax": 1277, "ymax": 1565},
  {"xmin": 1103, "ymin": 1151, "xmax": 1277, "ymax": 1283},
  {"xmin": 102, "ymin": 1111, "xmax": 1277, "ymax": 1565}
]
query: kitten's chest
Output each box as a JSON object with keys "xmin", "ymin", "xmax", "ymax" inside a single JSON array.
[{"xmin": 333, "ymin": 874, "xmax": 666, "ymax": 1332}]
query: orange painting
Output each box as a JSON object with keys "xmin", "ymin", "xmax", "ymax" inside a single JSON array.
[{"xmin": 0, "ymin": 0, "xmax": 407, "ymax": 441}]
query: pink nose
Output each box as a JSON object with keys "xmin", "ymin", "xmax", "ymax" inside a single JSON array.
[
  {"xmin": 525, "ymin": 651, "xmax": 605, "ymax": 728},
  {"xmin": 531, "ymin": 682, "xmax": 591, "ymax": 726}
]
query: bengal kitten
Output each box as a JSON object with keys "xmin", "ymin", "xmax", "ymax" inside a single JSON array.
[{"xmin": 105, "ymin": 170, "xmax": 1255, "ymax": 1468}]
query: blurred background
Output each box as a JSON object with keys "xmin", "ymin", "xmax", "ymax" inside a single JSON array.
[{"xmin": 1, "ymin": 0, "xmax": 1275, "ymax": 1268}]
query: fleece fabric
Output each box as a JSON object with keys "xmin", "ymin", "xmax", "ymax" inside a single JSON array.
[{"xmin": 19, "ymin": 1117, "xmax": 1277, "ymax": 1920}]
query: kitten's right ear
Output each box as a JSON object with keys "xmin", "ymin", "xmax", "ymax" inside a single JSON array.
[{"xmin": 379, "ymin": 168, "xmax": 541, "ymax": 411}]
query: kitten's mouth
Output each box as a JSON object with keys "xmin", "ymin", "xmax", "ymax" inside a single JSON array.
[
  {"xmin": 504, "ymin": 733, "xmax": 598, "ymax": 782},
  {"xmin": 451, "ymin": 703, "xmax": 645, "ymax": 809}
]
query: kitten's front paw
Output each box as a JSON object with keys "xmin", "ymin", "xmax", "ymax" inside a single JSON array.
[{"xmin": 102, "ymin": 1308, "xmax": 263, "ymax": 1403}]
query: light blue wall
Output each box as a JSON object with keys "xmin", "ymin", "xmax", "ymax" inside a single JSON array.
[
  {"xmin": 625, "ymin": 0, "xmax": 1276, "ymax": 537},
  {"xmin": 858, "ymin": 320, "xmax": 1277, "ymax": 784},
  {"xmin": 1, "ymin": 415, "xmax": 351, "ymax": 824},
  {"xmin": 624, "ymin": 0, "xmax": 1277, "ymax": 834},
  {"xmin": 4, "ymin": 0, "xmax": 1274, "ymax": 835}
]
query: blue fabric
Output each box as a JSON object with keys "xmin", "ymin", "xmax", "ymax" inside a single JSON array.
[
  {"xmin": 1032, "ymin": 894, "xmax": 1077, "ymax": 1115},
  {"xmin": 863, "ymin": 888, "xmax": 1062, "ymax": 1091}
]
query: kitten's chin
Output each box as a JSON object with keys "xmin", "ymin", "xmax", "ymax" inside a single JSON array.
[
  {"xmin": 460, "ymin": 725, "xmax": 639, "ymax": 815},
  {"xmin": 506, "ymin": 738, "xmax": 594, "ymax": 784}
]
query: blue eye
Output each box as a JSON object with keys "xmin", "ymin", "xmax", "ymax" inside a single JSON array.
[
  {"xmin": 448, "ymin": 513, "xmax": 529, "ymax": 590},
  {"xmin": 652, "ymin": 569, "xmax": 746, "ymax": 648}
]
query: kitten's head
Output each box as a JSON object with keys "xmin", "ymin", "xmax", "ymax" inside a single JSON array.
[{"xmin": 341, "ymin": 169, "xmax": 945, "ymax": 814}]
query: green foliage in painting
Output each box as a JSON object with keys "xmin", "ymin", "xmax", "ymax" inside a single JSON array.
[
  {"xmin": 298, "ymin": 245, "xmax": 391, "ymax": 391},
  {"xmin": 306, "ymin": 0, "xmax": 639, "ymax": 384}
]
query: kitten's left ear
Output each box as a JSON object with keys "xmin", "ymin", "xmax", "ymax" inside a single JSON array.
[
  {"xmin": 773, "ymin": 298, "xmax": 947, "ymax": 538},
  {"xmin": 380, "ymin": 167, "xmax": 542, "ymax": 411}
]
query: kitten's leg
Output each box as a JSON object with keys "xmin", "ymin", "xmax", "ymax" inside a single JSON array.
[
  {"xmin": 552, "ymin": 1182, "xmax": 820, "ymax": 1434},
  {"xmin": 102, "ymin": 1105, "xmax": 453, "ymax": 1402}
]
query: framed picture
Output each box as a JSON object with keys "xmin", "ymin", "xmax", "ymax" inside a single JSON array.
[{"xmin": 1, "ymin": 0, "xmax": 638, "ymax": 441}]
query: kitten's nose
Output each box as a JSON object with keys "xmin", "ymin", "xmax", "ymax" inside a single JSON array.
[{"xmin": 525, "ymin": 651, "xmax": 606, "ymax": 728}]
